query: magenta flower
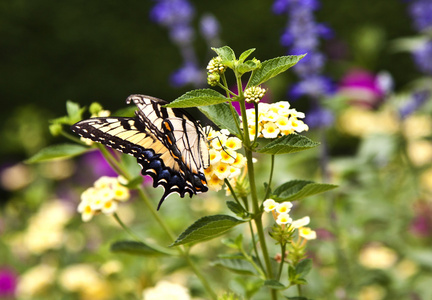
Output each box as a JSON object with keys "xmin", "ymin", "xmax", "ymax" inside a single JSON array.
[{"xmin": 0, "ymin": 267, "xmax": 17, "ymax": 297}]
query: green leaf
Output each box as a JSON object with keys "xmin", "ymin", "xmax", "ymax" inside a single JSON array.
[
  {"xmin": 263, "ymin": 280, "xmax": 286, "ymax": 290},
  {"xmin": 256, "ymin": 134, "xmax": 319, "ymax": 155},
  {"xmin": 212, "ymin": 258, "xmax": 257, "ymax": 275},
  {"xmin": 110, "ymin": 240, "xmax": 174, "ymax": 256},
  {"xmin": 273, "ymin": 180, "xmax": 337, "ymax": 202},
  {"xmin": 212, "ymin": 46, "xmax": 236, "ymax": 66},
  {"xmin": 171, "ymin": 215, "xmax": 245, "ymax": 247},
  {"xmin": 26, "ymin": 144, "xmax": 90, "ymax": 163},
  {"xmin": 167, "ymin": 89, "xmax": 228, "ymax": 108},
  {"xmin": 237, "ymin": 60, "xmax": 261, "ymax": 75},
  {"xmin": 285, "ymin": 297, "xmax": 309, "ymax": 300},
  {"xmin": 226, "ymin": 201, "xmax": 247, "ymax": 216},
  {"xmin": 296, "ymin": 259, "xmax": 312, "ymax": 277},
  {"xmin": 122, "ymin": 175, "xmax": 143, "ymax": 189},
  {"xmin": 248, "ymin": 54, "xmax": 306, "ymax": 87},
  {"xmin": 66, "ymin": 101, "xmax": 86, "ymax": 124},
  {"xmin": 198, "ymin": 103, "xmax": 240, "ymax": 135},
  {"xmin": 239, "ymin": 48, "xmax": 256, "ymax": 62}
]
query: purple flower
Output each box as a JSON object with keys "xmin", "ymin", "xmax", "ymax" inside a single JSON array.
[
  {"xmin": 274, "ymin": 0, "xmax": 333, "ymax": 99},
  {"xmin": 399, "ymin": 90, "xmax": 429, "ymax": 118},
  {"xmin": 412, "ymin": 40, "xmax": 432, "ymax": 75},
  {"xmin": 290, "ymin": 75, "xmax": 334, "ymax": 99},
  {"xmin": 408, "ymin": 0, "xmax": 432, "ymax": 32},
  {"xmin": 200, "ymin": 14, "xmax": 220, "ymax": 41},
  {"xmin": 0, "ymin": 267, "xmax": 17, "ymax": 297},
  {"xmin": 305, "ymin": 105, "xmax": 334, "ymax": 128},
  {"xmin": 150, "ymin": 0, "xmax": 194, "ymax": 26},
  {"xmin": 338, "ymin": 69, "xmax": 386, "ymax": 108},
  {"xmin": 170, "ymin": 63, "xmax": 204, "ymax": 87}
]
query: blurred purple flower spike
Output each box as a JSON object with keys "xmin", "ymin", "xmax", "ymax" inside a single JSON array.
[{"xmin": 399, "ymin": 90, "xmax": 430, "ymax": 119}]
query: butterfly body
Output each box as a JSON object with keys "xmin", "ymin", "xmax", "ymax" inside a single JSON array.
[{"xmin": 71, "ymin": 95, "xmax": 209, "ymax": 209}]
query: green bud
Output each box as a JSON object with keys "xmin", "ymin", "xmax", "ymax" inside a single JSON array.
[
  {"xmin": 244, "ymin": 86, "xmax": 267, "ymax": 103},
  {"xmin": 89, "ymin": 102, "xmax": 103, "ymax": 115},
  {"xmin": 49, "ymin": 123, "xmax": 63, "ymax": 137},
  {"xmin": 207, "ymin": 72, "xmax": 220, "ymax": 86}
]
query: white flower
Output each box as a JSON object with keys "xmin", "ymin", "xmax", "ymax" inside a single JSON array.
[
  {"xmin": 276, "ymin": 213, "xmax": 292, "ymax": 225},
  {"xmin": 263, "ymin": 199, "xmax": 278, "ymax": 212},
  {"xmin": 291, "ymin": 216, "xmax": 310, "ymax": 228},
  {"xmin": 261, "ymin": 122, "xmax": 280, "ymax": 139},
  {"xmin": 276, "ymin": 201, "xmax": 293, "ymax": 214},
  {"xmin": 143, "ymin": 281, "xmax": 191, "ymax": 300},
  {"xmin": 299, "ymin": 227, "xmax": 317, "ymax": 240},
  {"xmin": 214, "ymin": 162, "xmax": 231, "ymax": 180}
]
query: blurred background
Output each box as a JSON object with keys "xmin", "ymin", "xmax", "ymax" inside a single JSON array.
[{"xmin": 1, "ymin": 0, "xmax": 432, "ymax": 299}]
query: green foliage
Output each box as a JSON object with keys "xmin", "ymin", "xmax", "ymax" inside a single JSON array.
[
  {"xmin": 25, "ymin": 143, "xmax": 89, "ymax": 163},
  {"xmin": 272, "ymin": 180, "xmax": 337, "ymax": 202},
  {"xmin": 167, "ymin": 89, "xmax": 228, "ymax": 108},
  {"xmin": 247, "ymin": 55, "xmax": 306, "ymax": 87},
  {"xmin": 110, "ymin": 240, "xmax": 174, "ymax": 256},
  {"xmin": 171, "ymin": 215, "xmax": 245, "ymax": 247},
  {"xmin": 256, "ymin": 134, "xmax": 319, "ymax": 155},
  {"xmin": 199, "ymin": 103, "xmax": 241, "ymax": 136}
]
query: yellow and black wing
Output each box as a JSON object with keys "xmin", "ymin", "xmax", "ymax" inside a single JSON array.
[{"xmin": 71, "ymin": 95, "xmax": 209, "ymax": 209}]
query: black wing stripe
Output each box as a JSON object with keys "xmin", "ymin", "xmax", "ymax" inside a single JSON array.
[{"xmin": 71, "ymin": 117, "xmax": 199, "ymax": 205}]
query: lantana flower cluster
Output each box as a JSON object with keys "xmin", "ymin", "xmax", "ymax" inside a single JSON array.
[
  {"xmin": 263, "ymin": 199, "xmax": 317, "ymax": 240},
  {"xmin": 204, "ymin": 127, "xmax": 246, "ymax": 192},
  {"xmin": 243, "ymin": 101, "xmax": 309, "ymax": 140},
  {"xmin": 78, "ymin": 176, "xmax": 130, "ymax": 222}
]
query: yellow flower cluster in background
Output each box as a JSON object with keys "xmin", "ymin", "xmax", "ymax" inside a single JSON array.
[
  {"xmin": 78, "ymin": 176, "xmax": 130, "ymax": 222},
  {"xmin": 204, "ymin": 127, "xmax": 246, "ymax": 192},
  {"xmin": 263, "ymin": 199, "xmax": 316, "ymax": 240},
  {"xmin": 243, "ymin": 101, "xmax": 309, "ymax": 140}
]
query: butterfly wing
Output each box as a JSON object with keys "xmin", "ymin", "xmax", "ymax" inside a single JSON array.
[
  {"xmin": 126, "ymin": 95, "xmax": 209, "ymax": 194},
  {"xmin": 71, "ymin": 95, "xmax": 209, "ymax": 209}
]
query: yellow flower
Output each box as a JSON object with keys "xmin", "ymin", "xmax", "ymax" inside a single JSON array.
[
  {"xmin": 276, "ymin": 201, "xmax": 293, "ymax": 214},
  {"xmin": 225, "ymin": 137, "xmax": 242, "ymax": 150},
  {"xmin": 262, "ymin": 122, "xmax": 280, "ymax": 139},
  {"xmin": 220, "ymin": 149, "xmax": 236, "ymax": 164},
  {"xmin": 299, "ymin": 227, "xmax": 317, "ymax": 240},
  {"xmin": 291, "ymin": 216, "xmax": 310, "ymax": 228},
  {"xmin": 263, "ymin": 199, "xmax": 278, "ymax": 212},
  {"xmin": 359, "ymin": 244, "xmax": 397, "ymax": 269},
  {"xmin": 214, "ymin": 162, "xmax": 231, "ymax": 180},
  {"xmin": 276, "ymin": 213, "xmax": 292, "ymax": 225},
  {"xmin": 113, "ymin": 184, "xmax": 130, "ymax": 201}
]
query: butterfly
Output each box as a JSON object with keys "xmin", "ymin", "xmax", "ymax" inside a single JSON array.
[{"xmin": 71, "ymin": 94, "xmax": 210, "ymax": 209}]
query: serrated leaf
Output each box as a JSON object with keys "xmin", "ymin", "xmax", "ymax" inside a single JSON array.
[
  {"xmin": 212, "ymin": 46, "xmax": 236, "ymax": 64},
  {"xmin": 110, "ymin": 240, "xmax": 174, "ymax": 256},
  {"xmin": 256, "ymin": 134, "xmax": 319, "ymax": 155},
  {"xmin": 171, "ymin": 215, "xmax": 245, "ymax": 247},
  {"xmin": 239, "ymin": 48, "xmax": 256, "ymax": 62},
  {"xmin": 248, "ymin": 54, "xmax": 306, "ymax": 87},
  {"xmin": 296, "ymin": 259, "xmax": 312, "ymax": 277},
  {"xmin": 26, "ymin": 144, "xmax": 90, "ymax": 163},
  {"xmin": 212, "ymin": 258, "xmax": 257, "ymax": 275},
  {"xmin": 167, "ymin": 89, "xmax": 228, "ymax": 108},
  {"xmin": 273, "ymin": 180, "xmax": 337, "ymax": 202},
  {"xmin": 198, "ymin": 103, "xmax": 240, "ymax": 135},
  {"xmin": 263, "ymin": 280, "xmax": 286, "ymax": 290}
]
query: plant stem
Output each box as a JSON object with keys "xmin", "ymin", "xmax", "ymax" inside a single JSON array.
[
  {"xmin": 98, "ymin": 149, "xmax": 218, "ymax": 300},
  {"xmin": 236, "ymin": 74, "xmax": 276, "ymax": 299},
  {"xmin": 277, "ymin": 243, "xmax": 286, "ymax": 280},
  {"xmin": 264, "ymin": 155, "xmax": 275, "ymax": 200},
  {"xmin": 113, "ymin": 213, "xmax": 142, "ymax": 241}
]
